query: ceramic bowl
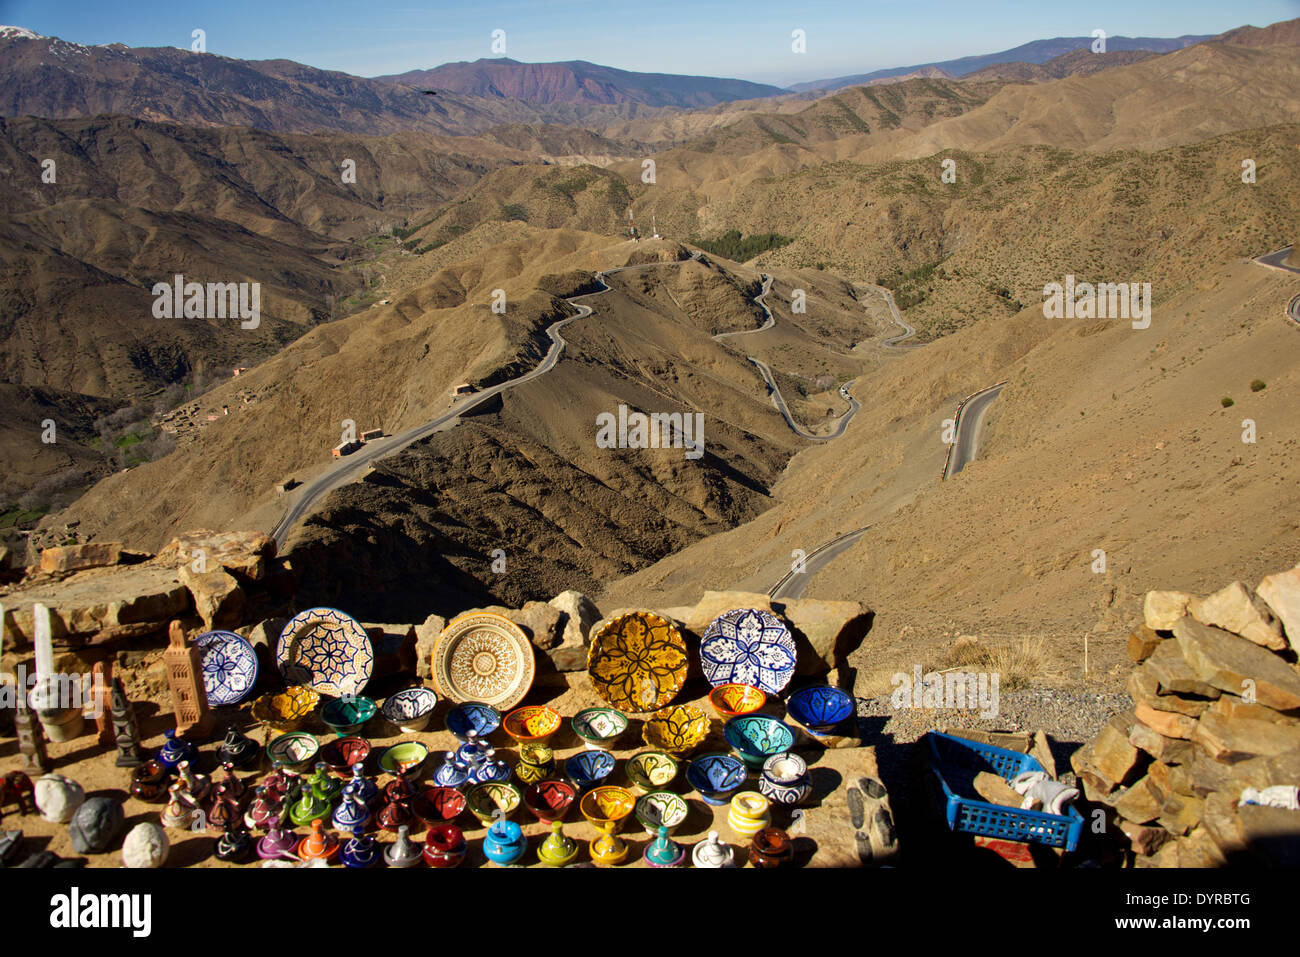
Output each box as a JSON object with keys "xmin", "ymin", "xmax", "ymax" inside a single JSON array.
[
  {"xmin": 642, "ymin": 704, "xmax": 712, "ymax": 756},
  {"xmin": 625, "ymin": 751, "xmax": 680, "ymax": 793},
  {"xmin": 251, "ymin": 686, "xmax": 320, "ymax": 732},
  {"xmin": 502, "ymin": 705, "xmax": 562, "ymax": 745},
  {"xmin": 465, "ymin": 781, "xmax": 523, "ymax": 825},
  {"xmin": 579, "ymin": 786, "xmax": 636, "ymax": 833},
  {"xmin": 785, "ymin": 685, "xmax": 855, "ymax": 734},
  {"xmin": 571, "ymin": 707, "xmax": 629, "ymax": 750},
  {"xmin": 724, "ymin": 715, "xmax": 796, "ymax": 769},
  {"xmin": 445, "ymin": 701, "xmax": 501, "ymax": 742},
  {"xmin": 321, "ymin": 695, "xmax": 377, "ymax": 736},
  {"xmin": 320, "ymin": 735, "xmax": 371, "ymax": 774},
  {"xmin": 412, "ymin": 786, "xmax": 467, "ymax": 825},
  {"xmin": 379, "ymin": 741, "xmax": 430, "ymax": 776},
  {"xmin": 564, "ymin": 749, "xmax": 616, "ymax": 792},
  {"xmin": 686, "ymin": 752, "xmax": 748, "ymax": 805},
  {"xmin": 381, "ymin": 687, "xmax": 439, "ymax": 733},
  {"xmin": 265, "ymin": 731, "xmax": 320, "ymax": 771},
  {"xmin": 635, "ymin": 790, "xmax": 689, "ymax": 835},
  {"xmin": 708, "ymin": 683, "xmax": 767, "ymax": 720},
  {"xmin": 524, "ymin": 779, "xmax": 577, "ymax": 824},
  {"xmin": 758, "ymin": 752, "xmax": 813, "ymax": 807}
]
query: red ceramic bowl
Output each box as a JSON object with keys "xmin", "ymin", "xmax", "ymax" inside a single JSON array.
[
  {"xmin": 412, "ymin": 786, "xmax": 466, "ymax": 825},
  {"xmin": 523, "ymin": 778, "xmax": 577, "ymax": 823},
  {"xmin": 503, "ymin": 705, "xmax": 563, "ymax": 745},
  {"xmin": 708, "ymin": 683, "xmax": 767, "ymax": 719},
  {"xmin": 320, "ymin": 735, "xmax": 371, "ymax": 774}
]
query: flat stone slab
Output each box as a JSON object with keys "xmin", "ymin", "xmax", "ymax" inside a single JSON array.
[{"xmin": 1173, "ymin": 616, "xmax": 1300, "ymax": 711}]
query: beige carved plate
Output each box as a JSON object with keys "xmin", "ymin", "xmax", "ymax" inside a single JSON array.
[
  {"xmin": 587, "ymin": 611, "xmax": 688, "ymax": 713},
  {"xmin": 431, "ymin": 612, "xmax": 535, "ymax": 710}
]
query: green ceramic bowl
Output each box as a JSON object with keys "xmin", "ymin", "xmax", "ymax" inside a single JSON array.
[
  {"xmin": 571, "ymin": 707, "xmax": 629, "ymax": 750},
  {"xmin": 321, "ymin": 695, "xmax": 377, "ymax": 736},
  {"xmin": 466, "ymin": 781, "xmax": 524, "ymax": 825},
  {"xmin": 266, "ymin": 731, "xmax": 320, "ymax": 771},
  {"xmin": 625, "ymin": 750, "xmax": 680, "ymax": 793},
  {"xmin": 379, "ymin": 741, "xmax": 429, "ymax": 775}
]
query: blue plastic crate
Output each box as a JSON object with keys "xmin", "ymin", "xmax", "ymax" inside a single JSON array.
[{"xmin": 925, "ymin": 731, "xmax": 1083, "ymax": 852}]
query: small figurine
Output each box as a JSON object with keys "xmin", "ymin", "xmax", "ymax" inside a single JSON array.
[
  {"xmin": 376, "ymin": 792, "xmax": 412, "ymax": 832},
  {"xmin": 110, "ymin": 678, "xmax": 144, "ymax": 768},
  {"xmin": 340, "ymin": 826, "xmax": 380, "ymax": 868},
  {"xmin": 422, "ymin": 823, "xmax": 467, "ymax": 868},
  {"xmin": 536, "ymin": 820, "xmax": 579, "ymax": 867},
  {"xmin": 163, "ymin": 619, "xmax": 213, "ymax": 740},
  {"xmin": 384, "ymin": 824, "xmax": 422, "ymax": 868},
  {"xmin": 217, "ymin": 724, "xmax": 260, "ymax": 771},
  {"xmin": 155, "ymin": 729, "xmax": 196, "ymax": 773},
  {"xmin": 261, "ymin": 766, "xmax": 294, "ymax": 799},
  {"xmin": 332, "ymin": 784, "xmax": 370, "ymax": 832},
  {"xmin": 176, "ymin": 760, "xmax": 210, "ymax": 803},
  {"xmin": 257, "ymin": 815, "xmax": 299, "ymax": 861},
  {"xmin": 160, "ymin": 782, "xmax": 200, "ymax": 830},
  {"xmin": 213, "ymin": 762, "xmax": 246, "ymax": 802},
  {"xmin": 215, "ymin": 818, "xmax": 254, "ymax": 864},
  {"xmin": 0, "ymin": 771, "xmax": 36, "ymax": 816},
  {"xmin": 15, "ymin": 695, "xmax": 51, "ymax": 775},
  {"xmin": 645, "ymin": 824, "xmax": 686, "ymax": 868},
  {"xmin": 296, "ymin": 818, "xmax": 340, "ymax": 863},
  {"xmin": 691, "ymin": 830, "xmax": 736, "ymax": 869}
]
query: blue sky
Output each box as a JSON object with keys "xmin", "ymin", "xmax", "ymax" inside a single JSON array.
[{"xmin": 2, "ymin": 0, "xmax": 1297, "ymax": 85}]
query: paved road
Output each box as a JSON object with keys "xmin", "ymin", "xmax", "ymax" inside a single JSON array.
[
  {"xmin": 1254, "ymin": 246, "xmax": 1300, "ymax": 276},
  {"xmin": 868, "ymin": 284, "xmax": 918, "ymax": 349},
  {"xmin": 712, "ymin": 273, "xmax": 775, "ymax": 340},
  {"xmin": 1290, "ymin": 294, "xmax": 1300, "ymax": 328},
  {"xmin": 768, "ymin": 525, "xmax": 871, "ymax": 599},
  {"xmin": 944, "ymin": 382, "xmax": 1006, "ymax": 479}
]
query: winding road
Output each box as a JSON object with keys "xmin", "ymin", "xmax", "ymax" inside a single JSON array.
[
  {"xmin": 943, "ymin": 381, "xmax": 1006, "ymax": 479},
  {"xmin": 1254, "ymin": 246, "xmax": 1300, "ymax": 276}
]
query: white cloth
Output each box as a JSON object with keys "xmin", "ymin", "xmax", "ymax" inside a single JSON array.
[{"xmin": 1239, "ymin": 786, "xmax": 1300, "ymax": 810}]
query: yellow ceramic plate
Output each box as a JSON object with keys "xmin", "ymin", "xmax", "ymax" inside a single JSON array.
[
  {"xmin": 587, "ymin": 612, "xmax": 688, "ymax": 713},
  {"xmin": 642, "ymin": 704, "xmax": 712, "ymax": 756}
]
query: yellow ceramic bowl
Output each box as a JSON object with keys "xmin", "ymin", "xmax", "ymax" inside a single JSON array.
[
  {"xmin": 251, "ymin": 686, "xmax": 320, "ymax": 731},
  {"xmin": 502, "ymin": 705, "xmax": 563, "ymax": 745},
  {"xmin": 465, "ymin": 781, "xmax": 523, "ymax": 825},
  {"xmin": 708, "ymin": 683, "xmax": 767, "ymax": 720},
  {"xmin": 579, "ymin": 786, "xmax": 636, "ymax": 833},
  {"xmin": 642, "ymin": 704, "xmax": 712, "ymax": 756}
]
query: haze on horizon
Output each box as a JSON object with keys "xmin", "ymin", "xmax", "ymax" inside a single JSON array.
[{"xmin": 3, "ymin": 0, "xmax": 1297, "ymax": 86}]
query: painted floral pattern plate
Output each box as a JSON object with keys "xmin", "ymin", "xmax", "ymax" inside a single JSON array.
[
  {"xmin": 195, "ymin": 630, "xmax": 259, "ymax": 705},
  {"xmin": 276, "ymin": 607, "xmax": 374, "ymax": 698},
  {"xmin": 587, "ymin": 612, "xmax": 688, "ymax": 713},
  {"xmin": 431, "ymin": 613, "xmax": 535, "ymax": 711},
  {"xmin": 699, "ymin": 608, "xmax": 797, "ymax": 695}
]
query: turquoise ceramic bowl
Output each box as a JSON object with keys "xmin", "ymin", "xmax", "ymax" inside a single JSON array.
[
  {"xmin": 724, "ymin": 715, "xmax": 796, "ymax": 769},
  {"xmin": 321, "ymin": 696, "xmax": 377, "ymax": 736}
]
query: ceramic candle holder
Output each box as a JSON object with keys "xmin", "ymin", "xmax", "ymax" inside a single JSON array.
[
  {"xmin": 423, "ymin": 823, "xmax": 467, "ymax": 868},
  {"xmin": 749, "ymin": 826, "xmax": 795, "ymax": 868},
  {"xmin": 758, "ymin": 752, "xmax": 813, "ymax": 807},
  {"xmin": 727, "ymin": 791, "xmax": 771, "ymax": 840},
  {"xmin": 514, "ymin": 743, "xmax": 555, "ymax": 787}
]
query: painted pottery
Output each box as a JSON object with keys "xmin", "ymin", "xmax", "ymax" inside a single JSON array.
[
  {"xmin": 320, "ymin": 736, "xmax": 371, "ymax": 775},
  {"xmin": 437, "ymin": 733, "xmax": 508, "ymax": 785},
  {"xmin": 514, "ymin": 743, "xmax": 555, "ymax": 787},
  {"xmin": 564, "ymin": 749, "xmax": 616, "ymax": 792},
  {"xmin": 381, "ymin": 687, "xmax": 438, "ymax": 733},
  {"xmin": 377, "ymin": 794, "xmax": 413, "ymax": 833},
  {"xmin": 257, "ymin": 816, "xmax": 299, "ymax": 861},
  {"xmin": 155, "ymin": 729, "xmax": 197, "ymax": 772},
  {"xmin": 214, "ymin": 819, "xmax": 254, "ymax": 863},
  {"xmin": 785, "ymin": 684, "xmax": 855, "ymax": 734},
  {"xmin": 332, "ymin": 785, "xmax": 370, "ymax": 832},
  {"xmin": 266, "ymin": 731, "xmax": 320, "ymax": 772},
  {"xmin": 432, "ymin": 752, "xmax": 468, "ymax": 789},
  {"xmin": 483, "ymin": 816, "xmax": 527, "ymax": 866},
  {"xmin": 422, "ymin": 823, "xmax": 467, "ymax": 868},
  {"xmin": 244, "ymin": 787, "xmax": 280, "ymax": 830},
  {"xmin": 503, "ymin": 705, "xmax": 562, "ymax": 745},
  {"xmin": 589, "ymin": 820, "xmax": 628, "ymax": 867},
  {"xmin": 297, "ymin": 818, "xmax": 340, "ymax": 863},
  {"xmin": 571, "ymin": 707, "xmax": 629, "ymax": 750},
  {"xmin": 686, "ymin": 753, "xmax": 747, "ymax": 805},
  {"xmin": 276, "ymin": 607, "xmax": 374, "ymax": 697},
  {"xmin": 129, "ymin": 761, "xmax": 170, "ymax": 803},
  {"xmin": 524, "ymin": 779, "xmax": 577, "ymax": 824},
  {"xmin": 218, "ymin": 724, "xmax": 261, "ymax": 770},
  {"xmin": 161, "ymin": 782, "xmax": 200, "ymax": 830},
  {"xmin": 251, "ymin": 686, "xmax": 320, "ymax": 732},
  {"xmin": 321, "ymin": 695, "xmax": 376, "ymax": 736},
  {"xmin": 465, "ymin": 781, "xmax": 523, "ymax": 825},
  {"xmin": 385, "ymin": 825, "xmax": 422, "ymax": 868},
  {"xmin": 727, "ymin": 791, "xmax": 771, "ymax": 840},
  {"xmin": 176, "ymin": 760, "xmax": 210, "ymax": 802},
  {"xmin": 194, "ymin": 630, "xmax": 259, "ymax": 706},
  {"xmin": 692, "ymin": 830, "xmax": 736, "ymax": 868},
  {"xmin": 215, "ymin": 762, "xmax": 247, "ymax": 802},
  {"xmin": 758, "ymin": 752, "xmax": 813, "ymax": 807},
  {"xmin": 645, "ymin": 825, "xmax": 686, "ymax": 868},
  {"xmin": 288, "ymin": 780, "xmax": 331, "ymax": 827},
  {"xmin": 411, "ymin": 786, "xmax": 466, "ymax": 825},
  {"xmin": 625, "ymin": 750, "xmax": 680, "ymax": 793},
  {"xmin": 699, "ymin": 608, "xmax": 797, "ymax": 695},
  {"xmin": 587, "ymin": 611, "xmax": 688, "ymax": 713},
  {"xmin": 445, "ymin": 701, "xmax": 500, "ymax": 742},
  {"xmin": 579, "ymin": 786, "xmax": 635, "ymax": 833},
  {"xmin": 308, "ymin": 762, "xmax": 341, "ymax": 803},
  {"xmin": 378, "ymin": 741, "xmax": 429, "ymax": 776},
  {"xmin": 341, "ymin": 826, "xmax": 381, "ymax": 868},
  {"xmin": 537, "ymin": 820, "xmax": 579, "ymax": 867},
  {"xmin": 749, "ymin": 826, "xmax": 794, "ymax": 868},
  {"xmin": 346, "ymin": 764, "xmax": 379, "ymax": 807},
  {"xmin": 642, "ymin": 704, "xmax": 711, "ymax": 756},
  {"xmin": 635, "ymin": 790, "xmax": 689, "ymax": 834},
  {"xmin": 708, "ymin": 683, "xmax": 767, "ymax": 720},
  {"xmin": 724, "ymin": 715, "xmax": 795, "ymax": 769},
  {"xmin": 430, "ymin": 613, "xmax": 535, "ymax": 711}
]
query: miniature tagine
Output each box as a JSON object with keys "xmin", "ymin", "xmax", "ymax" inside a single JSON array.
[
  {"xmin": 288, "ymin": 777, "xmax": 331, "ymax": 827},
  {"xmin": 217, "ymin": 724, "xmax": 261, "ymax": 770},
  {"xmin": 340, "ymin": 826, "xmax": 381, "ymax": 868},
  {"xmin": 536, "ymin": 820, "xmax": 579, "ymax": 867},
  {"xmin": 346, "ymin": 763, "xmax": 379, "ymax": 807},
  {"xmin": 257, "ymin": 816, "xmax": 299, "ymax": 861},
  {"xmin": 161, "ymin": 782, "xmax": 201, "ymax": 830},
  {"xmin": 645, "ymin": 824, "xmax": 686, "ymax": 868},
  {"xmin": 307, "ymin": 762, "xmax": 343, "ymax": 804},
  {"xmin": 423, "ymin": 823, "xmax": 467, "ymax": 869},
  {"xmin": 332, "ymin": 784, "xmax": 371, "ymax": 832},
  {"xmin": 177, "ymin": 760, "xmax": 211, "ymax": 803},
  {"xmin": 482, "ymin": 813, "xmax": 526, "ymax": 866},
  {"xmin": 297, "ymin": 818, "xmax": 340, "ymax": 863},
  {"xmin": 215, "ymin": 818, "xmax": 255, "ymax": 864},
  {"xmin": 589, "ymin": 819, "xmax": 629, "ymax": 867},
  {"xmin": 385, "ymin": 825, "xmax": 422, "ymax": 868},
  {"xmin": 692, "ymin": 830, "xmax": 736, "ymax": 869},
  {"xmin": 244, "ymin": 786, "xmax": 282, "ymax": 831},
  {"xmin": 155, "ymin": 729, "xmax": 197, "ymax": 773}
]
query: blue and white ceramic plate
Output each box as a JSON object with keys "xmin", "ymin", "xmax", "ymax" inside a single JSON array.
[
  {"xmin": 276, "ymin": 607, "xmax": 374, "ymax": 698},
  {"xmin": 699, "ymin": 608, "xmax": 797, "ymax": 695},
  {"xmin": 195, "ymin": 630, "xmax": 259, "ymax": 706}
]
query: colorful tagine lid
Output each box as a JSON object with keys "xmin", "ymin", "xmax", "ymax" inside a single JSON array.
[
  {"xmin": 156, "ymin": 729, "xmax": 196, "ymax": 772},
  {"xmin": 214, "ymin": 818, "xmax": 254, "ymax": 863},
  {"xmin": 244, "ymin": 787, "xmax": 280, "ymax": 831},
  {"xmin": 340, "ymin": 826, "xmax": 380, "ymax": 868},
  {"xmin": 257, "ymin": 816, "xmax": 299, "ymax": 861},
  {"xmin": 692, "ymin": 830, "xmax": 735, "ymax": 868},
  {"xmin": 176, "ymin": 761, "xmax": 210, "ymax": 802},
  {"xmin": 288, "ymin": 781, "xmax": 330, "ymax": 827},
  {"xmin": 347, "ymin": 763, "xmax": 378, "ymax": 806},
  {"xmin": 218, "ymin": 724, "xmax": 261, "ymax": 770},
  {"xmin": 308, "ymin": 763, "xmax": 342, "ymax": 804},
  {"xmin": 589, "ymin": 819, "xmax": 628, "ymax": 866},
  {"xmin": 536, "ymin": 820, "xmax": 578, "ymax": 867},
  {"xmin": 645, "ymin": 825, "xmax": 686, "ymax": 868},
  {"xmin": 385, "ymin": 824, "xmax": 422, "ymax": 868},
  {"xmin": 297, "ymin": 819, "xmax": 340, "ymax": 863},
  {"xmin": 332, "ymin": 784, "xmax": 370, "ymax": 832}
]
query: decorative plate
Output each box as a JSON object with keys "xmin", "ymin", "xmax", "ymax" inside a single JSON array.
[
  {"xmin": 699, "ymin": 608, "xmax": 797, "ymax": 695},
  {"xmin": 587, "ymin": 612, "xmax": 689, "ymax": 713},
  {"xmin": 431, "ymin": 613, "xmax": 535, "ymax": 711},
  {"xmin": 276, "ymin": 607, "xmax": 374, "ymax": 697},
  {"xmin": 642, "ymin": 704, "xmax": 712, "ymax": 756},
  {"xmin": 194, "ymin": 630, "xmax": 259, "ymax": 706}
]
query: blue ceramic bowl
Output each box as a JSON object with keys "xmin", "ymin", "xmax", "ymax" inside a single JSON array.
[
  {"xmin": 321, "ymin": 696, "xmax": 377, "ymax": 736},
  {"xmin": 565, "ymin": 750, "xmax": 616, "ymax": 792},
  {"xmin": 686, "ymin": 752, "xmax": 748, "ymax": 805},
  {"xmin": 785, "ymin": 685, "xmax": 855, "ymax": 734},
  {"xmin": 724, "ymin": 715, "xmax": 796, "ymax": 769},
  {"xmin": 446, "ymin": 701, "xmax": 501, "ymax": 742}
]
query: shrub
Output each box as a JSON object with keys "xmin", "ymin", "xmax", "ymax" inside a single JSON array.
[
  {"xmin": 1221, "ymin": 397, "xmax": 1234, "ymax": 408},
  {"xmin": 1250, "ymin": 379, "xmax": 1266, "ymax": 392}
]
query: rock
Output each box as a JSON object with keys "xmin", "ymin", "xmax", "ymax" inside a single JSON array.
[
  {"xmin": 34, "ymin": 774, "xmax": 84, "ymax": 823},
  {"xmin": 1111, "ymin": 775, "xmax": 1165, "ymax": 824},
  {"xmin": 774, "ymin": 596, "xmax": 873, "ymax": 677},
  {"xmin": 1126, "ymin": 625, "xmax": 1163, "ymax": 663},
  {"xmin": 1190, "ymin": 711, "xmax": 1300, "ymax": 762},
  {"xmin": 39, "ymin": 543, "xmax": 123, "ymax": 575},
  {"xmin": 67, "ymin": 796, "xmax": 124, "ymax": 854},
  {"xmin": 1188, "ymin": 581, "xmax": 1286, "ymax": 650},
  {"xmin": 243, "ymin": 617, "xmax": 288, "ymax": 666},
  {"xmin": 675, "ymin": 590, "xmax": 774, "ymax": 638},
  {"xmin": 547, "ymin": 591, "xmax": 601, "ymax": 672},
  {"xmin": 121, "ymin": 821, "xmax": 169, "ymax": 868},
  {"xmin": 1256, "ymin": 564, "xmax": 1300, "ymax": 653},
  {"xmin": 1134, "ymin": 701, "xmax": 1197, "ymax": 739},
  {"xmin": 943, "ymin": 727, "xmax": 1033, "ymax": 753},
  {"xmin": 1167, "ymin": 754, "xmax": 1273, "ymax": 799},
  {"xmin": 1206, "ymin": 694, "xmax": 1291, "ymax": 725},
  {"xmin": 1121, "ymin": 820, "xmax": 1171, "ymax": 856},
  {"xmin": 1178, "ymin": 826, "xmax": 1228, "ymax": 868},
  {"xmin": 179, "ymin": 564, "xmax": 244, "ymax": 632},
  {"xmin": 973, "ymin": 771, "xmax": 1022, "ymax": 806},
  {"xmin": 159, "ymin": 529, "xmax": 276, "ymax": 581},
  {"xmin": 1173, "ymin": 616, "xmax": 1300, "ymax": 711},
  {"xmin": 1128, "ymin": 722, "xmax": 1193, "ymax": 764},
  {"xmin": 1158, "ymin": 792, "xmax": 1204, "ymax": 836},
  {"xmin": 414, "ymin": 613, "xmax": 447, "ymax": 680},
  {"xmin": 1144, "ymin": 640, "xmax": 1220, "ymax": 698},
  {"xmin": 362, "ymin": 623, "xmax": 417, "ymax": 679},
  {"xmin": 1238, "ymin": 803, "xmax": 1300, "ymax": 867},
  {"xmin": 2, "ymin": 565, "xmax": 191, "ymax": 643},
  {"xmin": 1126, "ymin": 667, "xmax": 1211, "ymax": 717},
  {"xmin": 1199, "ymin": 791, "xmax": 1245, "ymax": 858},
  {"xmin": 512, "ymin": 602, "xmax": 563, "ymax": 651},
  {"xmin": 1144, "ymin": 590, "xmax": 1193, "ymax": 631},
  {"xmin": 1084, "ymin": 722, "xmax": 1144, "ymax": 791}
]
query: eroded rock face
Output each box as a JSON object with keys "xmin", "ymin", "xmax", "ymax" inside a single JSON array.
[
  {"xmin": 179, "ymin": 565, "xmax": 244, "ymax": 632},
  {"xmin": 547, "ymin": 590, "xmax": 601, "ymax": 672},
  {"xmin": 414, "ymin": 613, "xmax": 447, "ymax": 680},
  {"xmin": 39, "ymin": 543, "xmax": 124, "ymax": 575},
  {"xmin": 1144, "ymin": 590, "xmax": 1194, "ymax": 631},
  {"xmin": 2, "ymin": 564, "xmax": 192, "ymax": 644},
  {"xmin": 1173, "ymin": 616, "xmax": 1300, "ymax": 712}
]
